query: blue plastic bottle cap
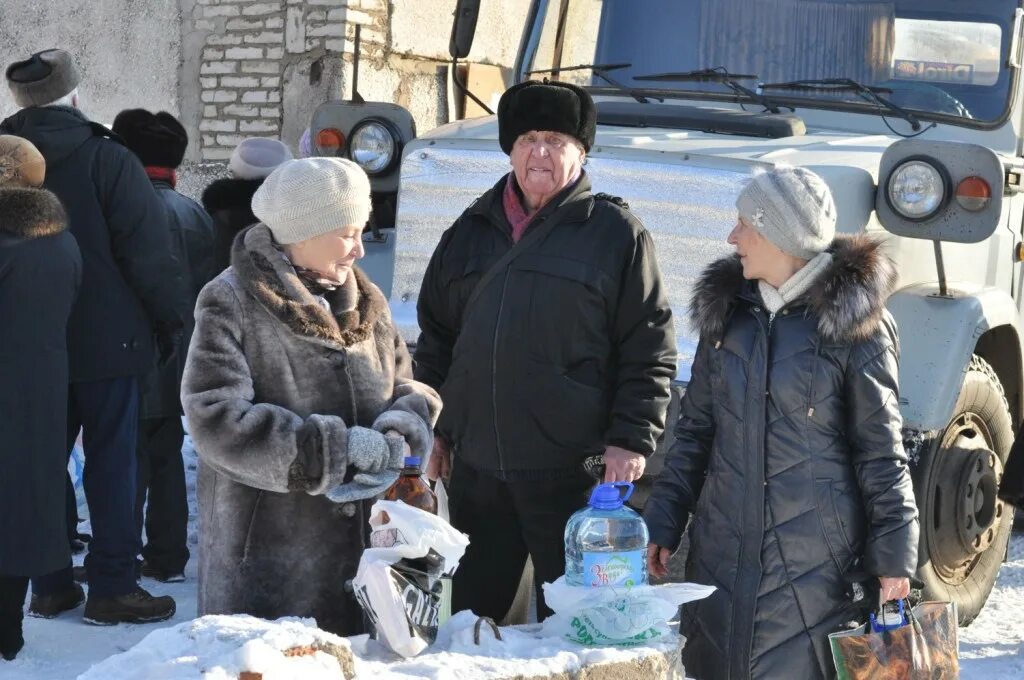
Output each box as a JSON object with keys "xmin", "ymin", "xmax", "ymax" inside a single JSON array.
[
  {"xmin": 405, "ymin": 456, "xmax": 422, "ymax": 468},
  {"xmin": 588, "ymin": 482, "xmax": 634, "ymax": 509}
]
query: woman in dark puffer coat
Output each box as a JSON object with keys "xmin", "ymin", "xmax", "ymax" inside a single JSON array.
[{"xmin": 645, "ymin": 166, "xmax": 919, "ymax": 680}]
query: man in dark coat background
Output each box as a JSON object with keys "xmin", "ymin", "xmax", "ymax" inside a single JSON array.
[
  {"xmin": 0, "ymin": 136, "xmax": 82, "ymax": 661},
  {"xmin": 1, "ymin": 48, "xmax": 187, "ymax": 625},
  {"xmin": 113, "ymin": 108, "xmax": 216, "ymax": 584}
]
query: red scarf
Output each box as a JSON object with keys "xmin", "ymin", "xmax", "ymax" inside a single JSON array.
[
  {"xmin": 501, "ymin": 169, "xmax": 582, "ymax": 243},
  {"xmin": 145, "ymin": 166, "xmax": 177, "ymax": 189}
]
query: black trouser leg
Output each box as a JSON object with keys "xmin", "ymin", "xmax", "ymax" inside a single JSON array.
[
  {"xmin": 136, "ymin": 416, "xmax": 190, "ymax": 573},
  {"xmin": 448, "ymin": 463, "xmax": 530, "ymax": 622},
  {"xmin": 0, "ymin": 576, "xmax": 29, "ymax": 660},
  {"xmin": 510, "ymin": 471, "xmax": 595, "ymax": 621}
]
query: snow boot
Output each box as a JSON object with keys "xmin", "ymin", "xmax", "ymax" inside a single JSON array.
[
  {"xmin": 140, "ymin": 561, "xmax": 185, "ymax": 583},
  {"xmin": 27, "ymin": 583, "xmax": 85, "ymax": 618},
  {"xmin": 83, "ymin": 586, "xmax": 175, "ymax": 625}
]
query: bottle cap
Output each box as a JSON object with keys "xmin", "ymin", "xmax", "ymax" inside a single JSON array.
[
  {"xmin": 588, "ymin": 482, "xmax": 634, "ymax": 509},
  {"xmin": 404, "ymin": 456, "xmax": 422, "ymax": 468}
]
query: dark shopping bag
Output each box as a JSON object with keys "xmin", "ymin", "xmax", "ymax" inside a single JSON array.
[{"xmin": 829, "ymin": 599, "xmax": 959, "ymax": 680}]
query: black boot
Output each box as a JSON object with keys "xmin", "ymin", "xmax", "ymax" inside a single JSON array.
[
  {"xmin": 0, "ymin": 577, "xmax": 29, "ymax": 661},
  {"xmin": 83, "ymin": 586, "xmax": 175, "ymax": 625}
]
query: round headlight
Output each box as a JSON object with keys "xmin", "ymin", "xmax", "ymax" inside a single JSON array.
[
  {"xmin": 349, "ymin": 120, "xmax": 397, "ymax": 175},
  {"xmin": 887, "ymin": 160, "xmax": 947, "ymax": 221}
]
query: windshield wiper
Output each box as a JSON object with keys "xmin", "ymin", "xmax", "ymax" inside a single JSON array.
[
  {"xmin": 633, "ymin": 68, "xmax": 791, "ymax": 114},
  {"xmin": 526, "ymin": 62, "xmax": 661, "ymax": 104},
  {"xmin": 761, "ymin": 78, "xmax": 921, "ymax": 131}
]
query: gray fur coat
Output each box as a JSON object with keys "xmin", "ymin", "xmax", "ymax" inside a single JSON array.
[{"xmin": 182, "ymin": 224, "xmax": 441, "ymax": 635}]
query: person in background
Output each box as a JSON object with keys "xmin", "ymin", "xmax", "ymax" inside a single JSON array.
[
  {"xmin": 644, "ymin": 166, "xmax": 919, "ymax": 679},
  {"xmin": 202, "ymin": 137, "xmax": 292, "ymax": 274},
  {"xmin": 113, "ymin": 108, "xmax": 216, "ymax": 583},
  {"xmin": 0, "ymin": 135, "xmax": 82, "ymax": 659},
  {"xmin": 1, "ymin": 48, "xmax": 186, "ymax": 625},
  {"xmin": 182, "ymin": 157, "xmax": 440, "ymax": 635},
  {"xmin": 298, "ymin": 127, "xmax": 314, "ymax": 158},
  {"xmin": 415, "ymin": 80, "xmax": 676, "ymax": 622}
]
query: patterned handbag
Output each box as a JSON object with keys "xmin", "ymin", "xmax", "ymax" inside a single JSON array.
[{"xmin": 829, "ymin": 599, "xmax": 959, "ymax": 680}]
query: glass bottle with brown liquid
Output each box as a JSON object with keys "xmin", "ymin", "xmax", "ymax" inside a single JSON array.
[{"xmin": 383, "ymin": 456, "xmax": 438, "ymax": 514}]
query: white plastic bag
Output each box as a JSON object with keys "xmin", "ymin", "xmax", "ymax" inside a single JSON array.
[
  {"xmin": 542, "ymin": 576, "xmax": 715, "ymax": 647},
  {"xmin": 352, "ymin": 500, "xmax": 469, "ymax": 658}
]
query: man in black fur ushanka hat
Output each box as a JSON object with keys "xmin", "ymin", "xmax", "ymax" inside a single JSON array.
[{"xmin": 414, "ymin": 80, "xmax": 676, "ymax": 622}]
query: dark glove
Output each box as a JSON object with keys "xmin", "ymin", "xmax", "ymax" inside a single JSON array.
[{"xmin": 155, "ymin": 328, "xmax": 182, "ymax": 367}]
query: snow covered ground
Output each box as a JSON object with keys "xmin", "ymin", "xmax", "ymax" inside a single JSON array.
[{"xmin": 5, "ymin": 432, "xmax": 1024, "ymax": 678}]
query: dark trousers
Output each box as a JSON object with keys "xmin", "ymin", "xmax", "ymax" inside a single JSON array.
[
  {"xmin": 0, "ymin": 576, "xmax": 28, "ymax": 658},
  {"xmin": 448, "ymin": 461, "xmax": 595, "ymax": 622},
  {"xmin": 135, "ymin": 416, "xmax": 190, "ymax": 573},
  {"xmin": 33, "ymin": 377, "xmax": 141, "ymax": 598}
]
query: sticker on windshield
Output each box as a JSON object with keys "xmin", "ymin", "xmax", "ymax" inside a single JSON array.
[{"xmin": 894, "ymin": 60, "xmax": 974, "ymax": 85}]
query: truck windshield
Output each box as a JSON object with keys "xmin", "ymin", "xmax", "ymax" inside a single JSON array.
[{"xmin": 521, "ymin": 0, "xmax": 1019, "ymax": 125}]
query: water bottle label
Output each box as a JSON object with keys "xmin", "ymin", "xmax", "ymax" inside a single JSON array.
[{"xmin": 582, "ymin": 550, "xmax": 644, "ymax": 587}]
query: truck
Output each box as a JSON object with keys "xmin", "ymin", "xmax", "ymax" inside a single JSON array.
[{"xmin": 311, "ymin": 0, "xmax": 1024, "ymax": 624}]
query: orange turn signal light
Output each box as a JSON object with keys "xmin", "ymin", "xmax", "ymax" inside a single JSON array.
[
  {"xmin": 955, "ymin": 176, "xmax": 991, "ymax": 212},
  {"xmin": 316, "ymin": 128, "xmax": 346, "ymax": 155}
]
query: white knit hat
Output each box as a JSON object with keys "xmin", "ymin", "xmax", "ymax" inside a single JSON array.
[
  {"xmin": 736, "ymin": 166, "xmax": 837, "ymax": 260},
  {"xmin": 229, "ymin": 137, "xmax": 293, "ymax": 180},
  {"xmin": 251, "ymin": 157, "xmax": 372, "ymax": 245}
]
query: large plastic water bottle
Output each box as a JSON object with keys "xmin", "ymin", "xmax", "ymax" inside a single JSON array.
[{"xmin": 564, "ymin": 482, "xmax": 650, "ymax": 587}]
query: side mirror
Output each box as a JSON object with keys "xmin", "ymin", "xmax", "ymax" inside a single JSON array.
[{"xmin": 450, "ymin": 0, "xmax": 481, "ymax": 59}]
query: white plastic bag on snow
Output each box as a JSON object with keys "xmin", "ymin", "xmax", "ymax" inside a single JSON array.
[
  {"xmin": 542, "ymin": 576, "xmax": 715, "ymax": 647},
  {"xmin": 352, "ymin": 500, "xmax": 469, "ymax": 658}
]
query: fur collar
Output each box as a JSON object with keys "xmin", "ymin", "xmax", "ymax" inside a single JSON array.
[
  {"xmin": 0, "ymin": 187, "xmax": 67, "ymax": 239},
  {"xmin": 201, "ymin": 177, "xmax": 264, "ymax": 215},
  {"xmin": 230, "ymin": 224, "xmax": 387, "ymax": 347},
  {"xmin": 691, "ymin": 235, "xmax": 897, "ymax": 344}
]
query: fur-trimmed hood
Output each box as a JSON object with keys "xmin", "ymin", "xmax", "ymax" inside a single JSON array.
[
  {"xmin": 691, "ymin": 234, "xmax": 897, "ymax": 344},
  {"xmin": 0, "ymin": 187, "xmax": 67, "ymax": 239},
  {"xmin": 201, "ymin": 176, "xmax": 263, "ymax": 215},
  {"xmin": 230, "ymin": 223, "xmax": 387, "ymax": 348}
]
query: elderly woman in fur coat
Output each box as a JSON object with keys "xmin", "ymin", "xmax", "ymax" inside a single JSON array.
[
  {"xmin": 182, "ymin": 157, "xmax": 440, "ymax": 636},
  {"xmin": 644, "ymin": 166, "xmax": 919, "ymax": 680}
]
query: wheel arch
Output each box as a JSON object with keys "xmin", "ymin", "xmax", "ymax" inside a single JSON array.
[{"xmin": 975, "ymin": 324, "xmax": 1024, "ymax": 431}]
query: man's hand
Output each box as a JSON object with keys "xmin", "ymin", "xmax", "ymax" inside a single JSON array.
[
  {"xmin": 879, "ymin": 576, "xmax": 911, "ymax": 602},
  {"xmin": 647, "ymin": 543, "xmax": 671, "ymax": 579},
  {"xmin": 603, "ymin": 445, "xmax": 646, "ymax": 483},
  {"xmin": 425, "ymin": 435, "xmax": 451, "ymax": 481}
]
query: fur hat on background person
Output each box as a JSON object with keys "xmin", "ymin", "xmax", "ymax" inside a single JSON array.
[
  {"xmin": 112, "ymin": 109, "xmax": 189, "ymax": 169},
  {"xmin": 497, "ymin": 80, "xmax": 597, "ymax": 154},
  {"xmin": 252, "ymin": 157, "xmax": 371, "ymax": 245},
  {"xmin": 735, "ymin": 165, "xmax": 837, "ymax": 261},
  {"xmin": 5, "ymin": 49, "xmax": 81, "ymax": 108},
  {"xmin": 0, "ymin": 135, "xmax": 46, "ymax": 188},
  {"xmin": 229, "ymin": 137, "xmax": 293, "ymax": 180}
]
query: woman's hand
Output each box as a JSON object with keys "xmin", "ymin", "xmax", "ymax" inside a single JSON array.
[
  {"xmin": 647, "ymin": 543, "xmax": 672, "ymax": 579},
  {"xmin": 879, "ymin": 576, "xmax": 911, "ymax": 602},
  {"xmin": 425, "ymin": 435, "xmax": 450, "ymax": 481}
]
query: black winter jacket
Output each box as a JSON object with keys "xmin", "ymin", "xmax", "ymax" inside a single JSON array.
[
  {"xmin": 0, "ymin": 188, "xmax": 82, "ymax": 576},
  {"xmin": 201, "ymin": 177, "xmax": 264, "ymax": 276},
  {"xmin": 414, "ymin": 172, "xmax": 676, "ymax": 477},
  {"xmin": 0, "ymin": 107, "xmax": 187, "ymax": 382},
  {"xmin": 140, "ymin": 181, "xmax": 216, "ymax": 418},
  {"xmin": 644, "ymin": 236, "xmax": 919, "ymax": 680}
]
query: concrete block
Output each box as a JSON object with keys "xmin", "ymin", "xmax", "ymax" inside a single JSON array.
[
  {"xmin": 200, "ymin": 118, "xmax": 236, "ymax": 132},
  {"xmin": 261, "ymin": 77, "xmax": 281, "ymax": 87},
  {"xmin": 240, "ymin": 119, "xmax": 280, "ymax": 132},
  {"xmin": 390, "ymin": 0, "xmax": 528, "ymax": 64},
  {"xmin": 194, "ymin": 19, "xmax": 216, "ymax": 31},
  {"xmin": 242, "ymin": 61, "xmax": 280, "ymax": 74},
  {"xmin": 223, "ymin": 104, "xmax": 261, "ymax": 117},
  {"xmin": 204, "ymin": 105, "xmax": 219, "ymax": 117},
  {"xmin": 200, "ymin": 77, "xmax": 219, "ymax": 88},
  {"xmin": 307, "ymin": 23, "xmax": 345, "ymax": 38},
  {"xmin": 201, "ymin": 61, "xmax": 236, "ymax": 75},
  {"xmin": 307, "ymin": 10, "xmax": 327, "ymax": 22},
  {"xmin": 225, "ymin": 18, "xmax": 263, "ymax": 30},
  {"xmin": 206, "ymin": 34, "xmax": 244, "ymax": 45},
  {"xmin": 203, "ymin": 5, "xmax": 240, "ymax": 18},
  {"xmin": 242, "ymin": 2, "xmax": 283, "ymax": 16},
  {"xmin": 201, "ymin": 90, "xmax": 238, "ymax": 103},
  {"xmin": 202, "ymin": 48, "xmax": 224, "ymax": 60},
  {"xmin": 266, "ymin": 47, "xmax": 284, "ymax": 59},
  {"xmin": 244, "ymin": 31, "xmax": 284, "ymax": 44},
  {"xmin": 221, "ymin": 76, "xmax": 261, "ymax": 88},
  {"xmin": 216, "ymin": 133, "xmax": 248, "ymax": 146},
  {"xmin": 241, "ymin": 90, "xmax": 270, "ymax": 103},
  {"xmin": 265, "ymin": 16, "xmax": 284, "ymax": 29},
  {"xmin": 285, "ymin": 6, "xmax": 306, "ymax": 53},
  {"xmin": 261, "ymin": 107, "xmax": 282, "ymax": 117},
  {"xmin": 225, "ymin": 47, "xmax": 264, "ymax": 60}
]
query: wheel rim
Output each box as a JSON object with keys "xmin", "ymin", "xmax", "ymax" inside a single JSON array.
[{"xmin": 926, "ymin": 412, "xmax": 1006, "ymax": 586}]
